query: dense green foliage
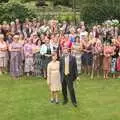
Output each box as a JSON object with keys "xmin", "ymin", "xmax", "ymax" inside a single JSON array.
[
  {"xmin": 21, "ymin": 0, "xmax": 35, "ymax": 3},
  {"xmin": 0, "ymin": 2, "xmax": 36, "ymax": 23},
  {"xmin": 80, "ymin": 0, "xmax": 120, "ymax": 24},
  {"xmin": 1, "ymin": 0, "xmax": 120, "ymax": 25},
  {"xmin": 51, "ymin": 0, "xmax": 120, "ymax": 24},
  {"xmin": 0, "ymin": 0, "xmax": 9, "ymax": 3},
  {"xmin": 0, "ymin": 74, "xmax": 120, "ymax": 120}
]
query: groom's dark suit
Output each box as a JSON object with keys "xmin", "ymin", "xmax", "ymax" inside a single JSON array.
[{"xmin": 60, "ymin": 54, "xmax": 78, "ymax": 105}]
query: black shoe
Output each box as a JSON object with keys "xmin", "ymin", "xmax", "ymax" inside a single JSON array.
[
  {"xmin": 55, "ymin": 101, "xmax": 59, "ymax": 104},
  {"xmin": 50, "ymin": 99, "xmax": 55, "ymax": 103},
  {"xmin": 63, "ymin": 100, "xmax": 68, "ymax": 105},
  {"xmin": 73, "ymin": 103, "xmax": 77, "ymax": 107}
]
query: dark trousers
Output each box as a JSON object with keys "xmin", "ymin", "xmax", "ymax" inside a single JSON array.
[{"xmin": 62, "ymin": 75, "xmax": 77, "ymax": 104}]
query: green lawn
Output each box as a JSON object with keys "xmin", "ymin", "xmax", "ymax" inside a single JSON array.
[{"xmin": 0, "ymin": 74, "xmax": 120, "ymax": 120}]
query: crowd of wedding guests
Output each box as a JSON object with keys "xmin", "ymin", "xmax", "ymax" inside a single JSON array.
[
  {"xmin": 1, "ymin": 18, "xmax": 120, "ymax": 80},
  {"xmin": 1, "ymin": 18, "xmax": 120, "ymax": 106}
]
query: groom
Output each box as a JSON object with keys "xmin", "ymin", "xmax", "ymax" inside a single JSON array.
[{"xmin": 60, "ymin": 47, "xmax": 78, "ymax": 107}]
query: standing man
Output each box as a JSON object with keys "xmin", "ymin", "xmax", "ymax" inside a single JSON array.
[{"xmin": 60, "ymin": 47, "xmax": 78, "ymax": 107}]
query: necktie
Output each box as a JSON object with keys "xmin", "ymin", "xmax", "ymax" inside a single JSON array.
[{"xmin": 65, "ymin": 56, "xmax": 69, "ymax": 75}]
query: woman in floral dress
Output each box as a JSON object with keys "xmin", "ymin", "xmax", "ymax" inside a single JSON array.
[
  {"xmin": 103, "ymin": 42, "xmax": 114, "ymax": 79},
  {"xmin": 9, "ymin": 35, "xmax": 23, "ymax": 79}
]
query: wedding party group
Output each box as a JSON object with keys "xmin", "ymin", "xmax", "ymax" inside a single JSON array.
[{"xmin": 0, "ymin": 18, "xmax": 120, "ymax": 107}]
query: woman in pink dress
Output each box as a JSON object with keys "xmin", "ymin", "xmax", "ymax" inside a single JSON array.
[
  {"xmin": 91, "ymin": 38, "xmax": 103, "ymax": 79},
  {"xmin": 60, "ymin": 34, "xmax": 72, "ymax": 53},
  {"xmin": 116, "ymin": 51, "xmax": 120, "ymax": 78},
  {"xmin": 59, "ymin": 34, "xmax": 66, "ymax": 49},
  {"xmin": 0, "ymin": 34, "xmax": 8, "ymax": 75},
  {"xmin": 103, "ymin": 42, "xmax": 114, "ymax": 79}
]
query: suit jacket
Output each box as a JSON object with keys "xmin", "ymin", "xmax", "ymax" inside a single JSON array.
[{"xmin": 60, "ymin": 54, "xmax": 78, "ymax": 82}]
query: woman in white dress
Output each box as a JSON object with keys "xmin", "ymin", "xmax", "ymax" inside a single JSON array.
[{"xmin": 47, "ymin": 52, "xmax": 61, "ymax": 104}]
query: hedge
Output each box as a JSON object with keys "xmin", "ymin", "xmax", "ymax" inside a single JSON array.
[{"xmin": 80, "ymin": 2, "xmax": 120, "ymax": 25}]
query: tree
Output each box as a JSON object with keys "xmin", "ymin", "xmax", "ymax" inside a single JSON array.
[
  {"xmin": 80, "ymin": 0, "xmax": 120, "ymax": 24},
  {"xmin": 0, "ymin": 2, "xmax": 36, "ymax": 23}
]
